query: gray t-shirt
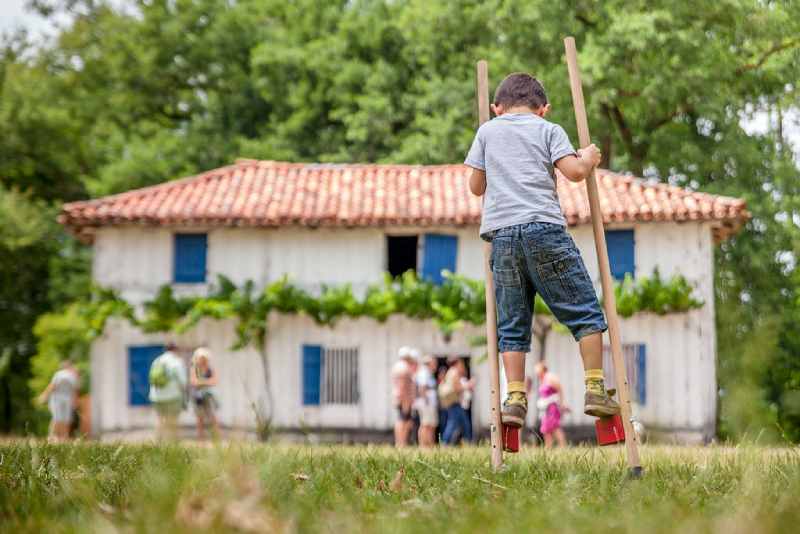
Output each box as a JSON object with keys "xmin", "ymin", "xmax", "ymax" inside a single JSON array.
[{"xmin": 464, "ymin": 113, "xmax": 577, "ymax": 239}]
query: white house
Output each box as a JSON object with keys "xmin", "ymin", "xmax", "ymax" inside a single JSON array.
[{"xmin": 60, "ymin": 159, "xmax": 746, "ymax": 444}]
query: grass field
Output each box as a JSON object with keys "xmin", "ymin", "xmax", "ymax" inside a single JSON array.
[{"xmin": 1, "ymin": 441, "xmax": 799, "ymax": 533}]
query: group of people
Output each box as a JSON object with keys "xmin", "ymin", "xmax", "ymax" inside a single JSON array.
[
  {"xmin": 39, "ymin": 343, "xmax": 222, "ymax": 443},
  {"xmin": 390, "ymin": 346, "xmax": 573, "ymax": 449},
  {"xmin": 391, "ymin": 347, "xmax": 477, "ymax": 448},
  {"xmin": 147, "ymin": 343, "xmax": 221, "ymax": 442}
]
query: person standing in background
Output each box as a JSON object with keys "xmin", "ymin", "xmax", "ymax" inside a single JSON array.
[
  {"xmin": 149, "ymin": 342, "xmax": 186, "ymax": 443},
  {"xmin": 527, "ymin": 361, "xmax": 570, "ymax": 448},
  {"xmin": 189, "ymin": 347, "xmax": 221, "ymax": 441},
  {"xmin": 38, "ymin": 361, "xmax": 79, "ymax": 443},
  {"xmin": 415, "ymin": 354, "xmax": 439, "ymax": 447},
  {"xmin": 435, "ymin": 364, "xmax": 449, "ymax": 443},
  {"xmin": 391, "ymin": 347, "xmax": 417, "ymax": 448},
  {"xmin": 441, "ymin": 357, "xmax": 476, "ymax": 446}
]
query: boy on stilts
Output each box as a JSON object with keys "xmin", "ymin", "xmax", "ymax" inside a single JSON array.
[{"xmin": 465, "ymin": 73, "xmax": 620, "ymax": 429}]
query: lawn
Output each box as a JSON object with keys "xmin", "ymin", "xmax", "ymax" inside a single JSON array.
[{"xmin": 1, "ymin": 441, "xmax": 798, "ymax": 533}]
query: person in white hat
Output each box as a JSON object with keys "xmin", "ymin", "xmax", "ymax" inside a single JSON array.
[{"xmin": 391, "ymin": 346, "xmax": 417, "ymax": 448}]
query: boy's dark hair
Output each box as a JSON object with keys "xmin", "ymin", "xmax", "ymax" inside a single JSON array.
[
  {"xmin": 493, "ymin": 73, "xmax": 548, "ymax": 110},
  {"xmin": 164, "ymin": 342, "xmax": 178, "ymax": 352}
]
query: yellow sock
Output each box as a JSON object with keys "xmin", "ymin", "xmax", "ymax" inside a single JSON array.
[
  {"xmin": 584, "ymin": 369, "xmax": 605, "ymax": 394},
  {"xmin": 507, "ymin": 381, "xmax": 525, "ymax": 394}
]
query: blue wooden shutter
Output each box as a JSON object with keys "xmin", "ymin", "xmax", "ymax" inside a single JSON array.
[
  {"xmin": 174, "ymin": 234, "xmax": 207, "ymax": 283},
  {"xmin": 421, "ymin": 234, "xmax": 457, "ymax": 284},
  {"xmin": 129, "ymin": 345, "xmax": 164, "ymax": 406},
  {"xmin": 605, "ymin": 230, "xmax": 634, "ymax": 280},
  {"xmin": 636, "ymin": 344, "xmax": 647, "ymax": 405},
  {"xmin": 302, "ymin": 345, "xmax": 322, "ymax": 405}
]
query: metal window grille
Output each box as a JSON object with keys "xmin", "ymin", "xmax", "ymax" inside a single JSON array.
[
  {"xmin": 602, "ymin": 344, "xmax": 644, "ymax": 404},
  {"xmin": 321, "ymin": 347, "xmax": 359, "ymax": 405}
]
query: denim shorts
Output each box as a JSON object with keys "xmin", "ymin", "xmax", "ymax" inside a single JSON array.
[{"xmin": 489, "ymin": 222, "xmax": 607, "ymax": 352}]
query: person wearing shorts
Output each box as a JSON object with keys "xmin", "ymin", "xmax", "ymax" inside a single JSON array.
[
  {"xmin": 391, "ymin": 346, "xmax": 417, "ymax": 448},
  {"xmin": 148, "ymin": 342, "xmax": 186, "ymax": 443},
  {"xmin": 38, "ymin": 361, "xmax": 79, "ymax": 443},
  {"xmin": 465, "ymin": 72, "xmax": 621, "ymax": 428},
  {"xmin": 415, "ymin": 354, "xmax": 440, "ymax": 447},
  {"xmin": 189, "ymin": 347, "xmax": 221, "ymax": 441}
]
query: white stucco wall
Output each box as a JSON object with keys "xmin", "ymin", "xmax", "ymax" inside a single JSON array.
[
  {"xmin": 91, "ymin": 318, "xmax": 265, "ymax": 437},
  {"xmin": 90, "ymin": 220, "xmax": 718, "ymax": 443}
]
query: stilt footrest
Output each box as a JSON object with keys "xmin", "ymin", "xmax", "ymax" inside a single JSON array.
[
  {"xmin": 502, "ymin": 424, "xmax": 519, "ymax": 453},
  {"xmin": 596, "ymin": 414, "xmax": 625, "ymax": 445}
]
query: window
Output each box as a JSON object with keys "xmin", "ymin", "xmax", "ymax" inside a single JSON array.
[
  {"xmin": 387, "ymin": 235, "xmax": 418, "ymax": 277},
  {"xmin": 302, "ymin": 344, "xmax": 359, "ymax": 405},
  {"xmin": 174, "ymin": 233, "xmax": 207, "ymax": 283},
  {"xmin": 420, "ymin": 234, "xmax": 457, "ymax": 285},
  {"xmin": 601, "ymin": 344, "xmax": 646, "ymax": 405},
  {"xmin": 128, "ymin": 345, "xmax": 164, "ymax": 406},
  {"xmin": 387, "ymin": 233, "xmax": 458, "ymax": 283},
  {"xmin": 605, "ymin": 230, "xmax": 634, "ymax": 280}
]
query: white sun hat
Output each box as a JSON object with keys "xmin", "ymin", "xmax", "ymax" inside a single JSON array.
[{"xmin": 192, "ymin": 347, "xmax": 212, "ymax": 363}]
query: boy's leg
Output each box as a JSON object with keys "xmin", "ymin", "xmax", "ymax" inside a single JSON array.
[
  {"xmin": 578, "ymin": 331, "xmax": 603, "ymax": 370},
  {"xmin": 502, "ymin": 350, "xmax": 528, "ymax": 427},
  {"xmin": 579, "ymin": 332, "xmax": 621, "ymax": 417},
  {"xmin": 520, "ymin": 224, "xmax": 620, "ymax": 419},
  {"xmin": 490, "ymin": 227, "xmax": 535, "ymax": 429}
]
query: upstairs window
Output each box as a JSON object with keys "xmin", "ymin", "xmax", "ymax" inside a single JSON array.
[
  {"xmin": 605, "ymin": 230, "xmax": 634, "ymax": 280},
  {"xmin": 387, "ymin": 235, "xmax": 418, "ymax": 277},
  {"xmin": 174, "ymin": 233, "xmax": 207, "ymax": 283},
  {"xmin": 387, "ymin": 233, "xmax": 457, "ymax": 284},
  {"xmin": 420, "ymin": 234, "xmax": 457, "ymax": 285}
]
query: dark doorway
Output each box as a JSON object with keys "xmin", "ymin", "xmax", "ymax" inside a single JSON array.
[{"xmin": 387, "ymin": 235, "xmax": 418, "ymax": 277}]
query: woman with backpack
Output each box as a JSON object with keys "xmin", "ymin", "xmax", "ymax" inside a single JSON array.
[{"xmin": 148, "ymin": 342, "xmax": 186, "ymax": 443}]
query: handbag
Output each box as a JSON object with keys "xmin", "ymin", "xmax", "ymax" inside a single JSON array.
[{"xmin": 437, "ymin": 375, "xmax": 458, "ymax": 409}]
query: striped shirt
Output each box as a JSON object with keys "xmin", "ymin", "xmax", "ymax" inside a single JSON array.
[{"xmin": 391, "ymin": 360, "xmax": 415, "ymax": 407}]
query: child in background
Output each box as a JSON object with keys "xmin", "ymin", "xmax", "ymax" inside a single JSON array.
[{"xmin": 465, "ymin": 72, "xmax": 620, "ymax": 428}]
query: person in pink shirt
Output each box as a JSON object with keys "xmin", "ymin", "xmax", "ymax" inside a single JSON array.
[{"xmin": 527, "ymin": 361, "xmax": 570, "ymax": 448}]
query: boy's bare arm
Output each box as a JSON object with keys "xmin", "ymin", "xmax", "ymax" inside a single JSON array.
[
  {"xmin": 554, "ymin": 143, "xmax": 601, "ymax": 182},
  {"xmin": 469, "ymin": 168, "xmax": 486, "ymax": 196}
]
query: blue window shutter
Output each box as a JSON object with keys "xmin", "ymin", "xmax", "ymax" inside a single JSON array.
[
  {"xmin": 302, "ymin": 345, "xmax": 322, "ymax": 405},
  {"xmin": 421, "ymin": 234, "xmax": 458, "ymax": 284},
  {"xmin": 605, "ymin": 230, "xmax": 634, "ymax": 280},
  {"xmin": 129, "ymin": 345, "xmax": 164, "ymax": 406},
  {"xmin": 174, "ymin": 234, "xmax": 207, "ymax": 283},
  {"xmin": 637, "ymin": 344, "xmax": 647, "ymax": 405}
]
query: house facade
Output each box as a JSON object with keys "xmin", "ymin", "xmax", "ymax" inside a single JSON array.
[{"xmin": 60, "ymin": 160, "xmax": 746, "ymax": 443}]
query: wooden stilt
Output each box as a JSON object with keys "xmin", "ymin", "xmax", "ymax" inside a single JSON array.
[{"xmin": 564, "ymin": 37, "xmax": 642, "ymax": 479}]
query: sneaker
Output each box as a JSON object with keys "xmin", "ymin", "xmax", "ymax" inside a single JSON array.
[
  {"xmin": 584, "ymin": 388, "xmax": 621, "ymax": 418},
  {"xmin": 502, "ymin": 391, "xmax": 528, "ymax": 428}
]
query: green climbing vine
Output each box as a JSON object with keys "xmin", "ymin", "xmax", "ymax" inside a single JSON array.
[
  {"xmin": 31, "ymin": 267, "xmax": 704, "ymax": 356},
  {"xmin": 28, "ymin": 267, "xmax": 703, "ymax": 407}
]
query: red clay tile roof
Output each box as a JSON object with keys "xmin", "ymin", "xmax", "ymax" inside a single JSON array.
[{"xmin": 60, "ymin": 159, "xmax": 747, "ymax": 244}]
